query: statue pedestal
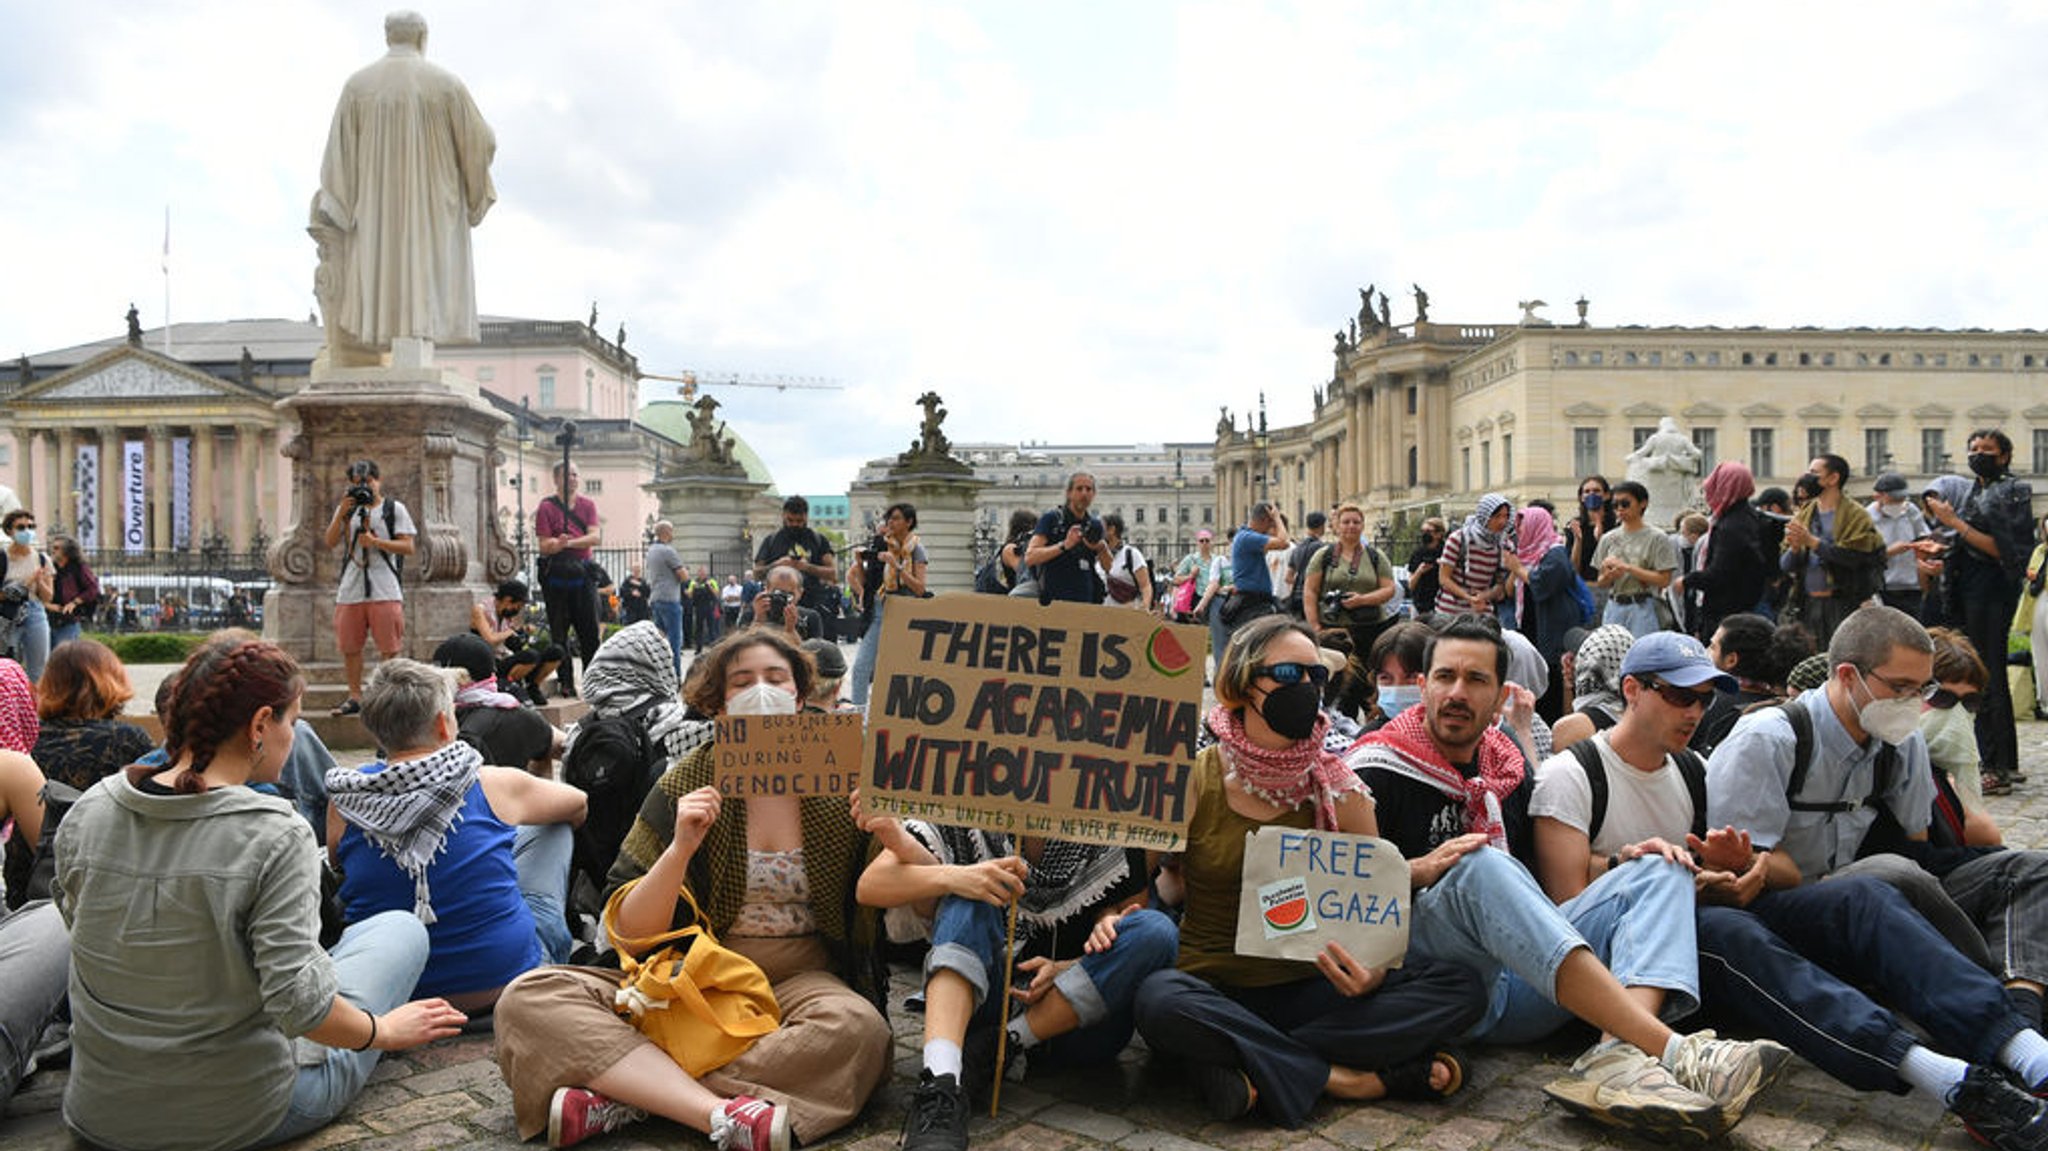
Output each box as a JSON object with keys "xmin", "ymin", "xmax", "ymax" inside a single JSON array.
[
  {"xmin": 867, "ymin": 467, "xmax": 991, "ymax": 596},
  {"xmin": 648, "ymin": 472, "xmax": 770, "ymax": 571},
  {"xmin": 263, "ymin": 366, "xmax": 515, "ymax": 667}
]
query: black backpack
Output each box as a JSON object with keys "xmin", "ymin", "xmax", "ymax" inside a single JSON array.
[
  {"xmin": 3, "ymin": 779, "xmax": 82, "ymax": 911},
  {"xmin": 561, "ymin": 700, "xmax": 668, "ymax": 901},
  {"xmin": 1566, "ymin": 739, "xmax": 1708, "ymax": 843},
  {"xmin": 973, "ymin": 556, "xmax": 1009, "ymax": 595}
]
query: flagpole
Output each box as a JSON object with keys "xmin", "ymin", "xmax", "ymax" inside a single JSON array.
[{"xmin": 161, "ymin": 205, "xmax": 172, "ymax": 358}]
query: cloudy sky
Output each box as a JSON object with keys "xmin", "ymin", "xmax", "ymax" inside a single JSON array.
[{"xmin": 4, "ymin": 1, "xmax": 2045, "ymax": 494}]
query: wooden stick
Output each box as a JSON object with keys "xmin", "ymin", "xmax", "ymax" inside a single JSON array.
[{"xmin": 990, "ymin": 898, "xmax": 1020, "ymax": 1117}]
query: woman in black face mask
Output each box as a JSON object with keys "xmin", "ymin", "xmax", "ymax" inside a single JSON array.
[{"xmin": 1132, "ymin": 615, "xmax": 1485, "ymax": 1128}]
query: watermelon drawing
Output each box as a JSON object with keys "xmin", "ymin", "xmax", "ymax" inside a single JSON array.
[
  {"xmin": 1263, "ymin": 896, "xmax": 1310, "ymax": 931},
  {"xmin": 1146, "ymin": 627, "xmax": 1193, "ymax": 677},
  {"xmin": 1256, "ymin": 876, "xmax": 1316, "ymax": 938}
]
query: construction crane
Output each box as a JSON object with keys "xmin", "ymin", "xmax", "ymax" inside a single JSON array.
[{"xmin": 639, "ymin": 368, "xmax": 844, "ymax": 401}]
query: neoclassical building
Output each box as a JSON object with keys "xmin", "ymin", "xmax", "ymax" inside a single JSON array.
[{"xmin": 1214, "ymin": 302, "xmax": 2048, "ymax": 539}]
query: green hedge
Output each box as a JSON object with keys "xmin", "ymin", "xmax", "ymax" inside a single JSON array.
[{"xmin": 86, "ymin": 632, "xmax": 210, "ymax": 663}]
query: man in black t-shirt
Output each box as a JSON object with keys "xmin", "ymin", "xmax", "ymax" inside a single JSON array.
[
  {"xmin": 1282, "ymin": 510, "xmax": 1328, "ymax": 617},
  {"xmin": 1024, "ymin": 471, "xmax": 1112, "ymax": 604},
  {"xmin": 753, "ymin": 495, "xmax": 838, "ymax": 615}
]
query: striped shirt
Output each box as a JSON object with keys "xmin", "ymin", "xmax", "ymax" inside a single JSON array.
[{"xmin": 1438, "ymin": 531, "xmax": 1504, "ymax": 613}]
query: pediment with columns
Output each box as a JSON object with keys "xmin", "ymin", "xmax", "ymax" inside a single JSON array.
[{"xmin": 15, "ymin": 346, "xmax": 271, "ymax": 406}]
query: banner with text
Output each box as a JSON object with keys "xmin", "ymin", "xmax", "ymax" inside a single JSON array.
[
  {"xmin": 860, "ymin": 593, "xmax": 1207, "ymax": 850},
  {"xmin": 714, "ymin": 712, "xmax": 865, "ymax": 799},
  {"xmin": 1234, "ymin": 827, "xmax": 1410, "ymax": 968},
  {"xmin": 74, "ymin": 443, "xmax": 98, "ymax": 551},
  {"xmin": 171, "ymin": 436, "xmax": 192, "ymax": 550},
  {"xmin": 122, "ymin": 441, "xmax": 145, "ymax": 554}
]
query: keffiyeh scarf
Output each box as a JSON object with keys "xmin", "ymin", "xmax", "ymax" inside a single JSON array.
[
  {"xmin": 1345, "ymin": 703, "xmax": 1526, "ymax": 850},
  {"xmin": 1461, "ymin": 493, "xmax": 1512, "ymax": 549},
  {"xmin": 1206, "ymin": 703, "xmax": 1367, "ymax": 831},
  {"xmin": 1571, "ymin": 624, "xmax": 1636, "ymax": 724},
  {"xmin": 570, "ymin": 621, "xmax": 705, "ymax": 762},
  {"xmin": 325, "ymin": 741, "xmax": 483, "ymax": 924}
]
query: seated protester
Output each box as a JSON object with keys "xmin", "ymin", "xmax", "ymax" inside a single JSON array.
[
  {"xmin": 0, "ymin": 735, "xmax": 49, "ymax": 910},
  {"xmin": 54, "ymin": 639, "xmax": 465, "ymax": 1151},
  {"xmin": 329, "ymin": 659, "xmax": 586, "ymax": 1013},
  {"xmin": 1345, "ymin": 614, "xmax": 1787, "ymax": 1141},
  {"xmin": 860, "ymin": 818, "xmax": 1176, "ymax": 1149},
  {"xmin": 1134, "ymin": 617, "xmax": 1487, "ymax": 1128},
  {"xmin": 799, "ymin": 638, "xmax": 851, "ymax": 711},
  {"xmin": 29, "ymin": 638, "xmax": 155, "ymax": 793},
  {"xmin": 474, "ymin": 579, "xmax": 564, "ymax": 706},
  {"xmin": 1360, "ymin": 621, "xmax": 1550, "ymax": 762},
  {"xmin": 494, "ymin": 630, "xmax": 892, "ymax": 1150},
  {"xmin": 436, "ymin": 633, "xmax": 559, "ymax": 776},
  {"xmin": 1501, "ymin": 628, "xmax": 1556, "ymax": 763},
  {"xmin": 1530, "ymin": 630, "xmax": 2048, "ymax": 1151},
  {"xmin": 0, "ymin": 900, "xmax": 66, "ymax": 1105},
  {"xmin": 1550, "ymin": 625, "xmax": 1637, "ymax": 753},
  {"xmin": 746, "ymin": 565, "xmax": 826, "ymax": 642},
  {"xmin": 567, "ymin": 621, "xmax": 712, "ymax": 764},
  {"xmin": 1690, "ymin": 614, "xmax": 1814, "ymax": 757},
  {"xmin": 1358, "ymin": 620, "xmax": 1435, "ymax": 734},
  {"xmin": 1918, "ymin": 628, "xmax": 2003, "ymax": 847}
]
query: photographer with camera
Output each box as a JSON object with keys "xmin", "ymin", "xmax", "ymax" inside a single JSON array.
[
  {"xmin": 745, "ymin": 566, "xmax": 826, "ymax": 643},
  {"xmin": 471, "ymin": 579, "xmax": 564, "ymax": 706},
  {"xmin": 1024, "ymin": 471, "xmax": 1113, "ymax": 604},
  {"xmin": 534, "ymin": 459, "xmax": 601, "ymax": 698},
  {"xmin": 0, "ymin": 510, "xmax": 54, "ymax": 682},
  {"xmin": 322, "ymin": 459, "xmax": 416, "ymax": 715},
  {"xmin": 849, "ymin": 501, "xmax": 927, "ymax": 706},
  {"xmin": 752, "ymin": 494, "xmax": 838, "ymax": 619}
]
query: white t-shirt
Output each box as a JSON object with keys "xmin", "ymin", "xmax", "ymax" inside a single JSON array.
[
  {"xmin": 334, "ymin": 498, "xmax": 416, "ymax": 605},
  {"xmin": 1529, "ymin": 733, "xmax": 1696, "ymax": 856},
  {"xmin": 1100, "ymin": 543, "xmax": 1151, "ymax": 607}
]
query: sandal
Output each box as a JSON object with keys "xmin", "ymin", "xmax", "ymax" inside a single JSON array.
[{"xmin": 1378, "ymin": 1048, "xmax": 1467, "ymax": 1102}]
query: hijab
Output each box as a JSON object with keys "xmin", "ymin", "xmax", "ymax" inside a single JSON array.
[{"xmin": 1695, "ymin": 460, "xmax": 1757, "ymax": 567}]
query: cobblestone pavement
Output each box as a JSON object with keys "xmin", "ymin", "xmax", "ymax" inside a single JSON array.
[{"xmin": 10, "ymin": 715, "xmax": 2048, "ymax": 1151}]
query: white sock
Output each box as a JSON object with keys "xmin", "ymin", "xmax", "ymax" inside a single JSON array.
[
  {"xmin": 2001, "ymin": 1029, "xmax": 2048, "ymax": 1091},
  {"xmin": 1007, "ymin": 1014, "xmax": 1041, "ymax": 1050},
  {"xmin": 1660, "ymin": 1032, "xmax": 1685, "ymax": 1068},
  {"xmin": 923, "ymin": 1038, "xmax": 963, "ymax": 1079},
  {"xmin": 1898, "ymin": 1044, "xmax": 1970, "ymax": 1103}
]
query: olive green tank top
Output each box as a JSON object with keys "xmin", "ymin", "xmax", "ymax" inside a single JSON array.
[{"xmin": 1176, "ymin": 746, "xmax": 1318, "ymax": 988}]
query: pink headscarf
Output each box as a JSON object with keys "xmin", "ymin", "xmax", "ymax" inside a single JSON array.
[
  {"xmin": 1702, "ymin": 461, "xmax": 1756, "ymax": 518},
  {"xmin": 0, "ymin": 658, "xmax": 37, "ymax": 754},
  {"xmin": 1516, "ymin": 507, "xmax": 1561, "ymax": 563}
]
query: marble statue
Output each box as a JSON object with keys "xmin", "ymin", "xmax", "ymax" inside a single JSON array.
[
  {"xmin": 126, "ymin": 304, "xmax": 142, "ymax": 346},
  {"xmin": 1333, "ymin": 330, "xmax": 1350, "ymax": 356},
  {"xmin": 1217, "ymin": 406, "xmax": 1234, "ymax": 438},
  {"xmin": 1377, "ymin": 290, "xmax": 1391, "ymax": 330},
  {"xmin": 911, "ymin": 391, "xmax": 952, "ymax": 459},
  {"xmin": 1412, "ymin": 283, "xmax": 1430, "ymax": 323},
  {"xmin": 1518, "ymin": 299, "xmax": 1550, "ymax": 326},
  {"xmin": 1626, "ymin": 416, "xmax": 1704, "ymax": 515},
  {"xmin": 1358, "ymin": 284, "xmax": 1378, "ymax": 332},
  {"xmin": 311, "ymin": 10, "xmax": 496, "ymax": 361},
  {"xmin": 684, "ymin": 394, "xmax": 735, "ymax": 465}
]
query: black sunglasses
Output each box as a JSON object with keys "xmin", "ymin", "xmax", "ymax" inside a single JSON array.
[
  {"xmin": 1927, "ymin": 688, "xmax": 1983, "ymax": 714},
  {"xmin": 1254, "ymin": 661, "xmax": 1331, "ymax": 688},
  {"xmin": 1640, "ymin": 676, "xmax": 1716, "ymax": 710}
]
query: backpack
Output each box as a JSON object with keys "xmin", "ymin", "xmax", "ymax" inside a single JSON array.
[
  {"xmin": 973, "ymin": 555, "xmax": 1010, "ymax": 595},
  {"xmin": 1776, "ymin": 698, "xmax": 1896, "ymax": 817},
  {"xmin": 561, "ymin": 699, "xmax": 668, "ymax": 903},
  {"xmin": 1568, "ymin": 569, "xmax": 1596, "ymax": 626},
  {"xmin": 1567, "ymin": 739, "xmax": 1708, "ymax": 844},
  {"xmin": 2, "ymin": 779, "xmax": 82, "ymax": 911}
]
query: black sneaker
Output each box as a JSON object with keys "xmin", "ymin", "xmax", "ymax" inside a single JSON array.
[
  {"xmin": 901, "ymin": 1071, "xmax": 969, "ymax": 1151},
  {"xmin": 1951, "ymin": 1064, "xmax": 2048, "ymax": 1151},
  {"xmin": 1191, "ymin": 1061, "xmax": 1255, "ymax": 1121}
]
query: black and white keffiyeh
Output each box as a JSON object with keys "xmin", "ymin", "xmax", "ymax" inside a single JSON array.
[
  {"xmin": 568, "ymin": 621, "xmax": 709, "ymax": 763},
  {"xmin": 904, "ymin": 823, "xmax": 1133, "ymax": 948},
  {"xmin": 326, "ymin": 741, "xmax": 483, "ymax": 924}
]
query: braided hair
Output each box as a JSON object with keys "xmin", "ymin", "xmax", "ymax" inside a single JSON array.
[{"xmin": 160, "ymin": 639, "xmax": 304, "ymax": 794}]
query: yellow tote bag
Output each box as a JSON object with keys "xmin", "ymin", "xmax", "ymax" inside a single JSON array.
[{"xmin": 602, "ymin": 879, "xmax": 781, "ymax": 1077}]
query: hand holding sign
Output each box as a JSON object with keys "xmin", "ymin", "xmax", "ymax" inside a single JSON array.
[
  {"xmin": 1236, "ymin": 827, "xmax": 1411, "ymax": 970},
  {"xmin": 1313, "ymin": 941, "xmax": 1387, "ymax": 998}
]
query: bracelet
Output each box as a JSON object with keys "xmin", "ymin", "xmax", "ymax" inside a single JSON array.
[{"xmin": 354, "ymin": 1013, "xmax": 378, "ymax": 1052}]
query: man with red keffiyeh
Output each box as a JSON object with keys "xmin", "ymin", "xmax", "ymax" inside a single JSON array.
[{"xmin": 1345, "ymin": 615, "xmax": 1789, "ymax": 1141}]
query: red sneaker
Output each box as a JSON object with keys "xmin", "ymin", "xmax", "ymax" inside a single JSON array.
[
  {"xmin": 547, "ymin": 1086, "xmax": 644, "ymax": 1148},
  {"xmin": 712, "ymin": 1095, "xmax": 791, "ymax": 1151}
]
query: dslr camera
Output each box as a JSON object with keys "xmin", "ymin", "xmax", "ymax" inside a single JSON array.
[
  {"xmin": 766, "ymin": 589, "xmax": 792, "ymax": 618},
  {"xmin": 1322, "ymin": 589, "xmax": 1350, "ymax": 617},
  {"xmin": 344, "ymin": 461, "xmax": 377, "ymax": 507}
]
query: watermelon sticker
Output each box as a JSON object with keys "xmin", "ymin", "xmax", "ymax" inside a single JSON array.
[
  {"xmin": 1257, "ymin": 876, "xmax": 1317, "ymax": 938},
  {"xmin": 1145, "ymin": 626, "xmax": 1193, "ymax": 677}
]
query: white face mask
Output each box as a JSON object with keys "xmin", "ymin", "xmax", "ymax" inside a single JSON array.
[
  {"xmin": 1854, "ymin": 669, "xmax": 1922, "ymax": 745},
  {"xmin": 1877, "ymin": 500, "xmax": 1910, "ymax": 518},
  {"xmin": 726, "ymin": 680, "xmax": 797, "ymax": 717}
]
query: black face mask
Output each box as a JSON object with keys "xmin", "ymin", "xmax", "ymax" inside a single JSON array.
[
  {"xmin": 1257, "ymin": 681, "xmax": 1323, "ymax": 740},
  {"xmin": 1969, "ymin": 452, "xmax": 2003, "ymax": 480}
]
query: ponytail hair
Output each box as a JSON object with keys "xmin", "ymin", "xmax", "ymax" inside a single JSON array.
[{"xmin": 160, "ymin": 640, "xmax": 304, "ymax": 794}]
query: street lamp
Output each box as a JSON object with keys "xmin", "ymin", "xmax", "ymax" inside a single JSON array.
[
  {"xmin": 1253, "ymin": 391, "xmax": 1270, "ymax": 507},
  {"xmin": 1172, "ymin": 449, "xmax": 1186, "ymax": 558},
  {"xmin": 513, "ymin": 396, "xmax": 533, "ymax": 576}
]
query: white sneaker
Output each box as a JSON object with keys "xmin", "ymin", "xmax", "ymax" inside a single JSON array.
[
  {"xmin": 1665, "ymin": 1029, "xmax": 1792, "ymax": 1129},
  {"xmin": 1543, "ymin": 1038, "xmax": 1723, "ymax": 1144}
]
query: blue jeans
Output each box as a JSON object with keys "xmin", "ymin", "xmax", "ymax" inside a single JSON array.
[
  {"xmin": 1697, "ymin": 877, "xmax": 2027, "ymax": 1092},
  {"xmin": 0, "ymin": 901, "xmax": 67, "ymax": 1106},
  {"xmin": 924, "ymin": 896, "xmax": 1178, "ymax": 1069},
  {"xmin": 1207, "ymin": 596, "xmax": 1229, "ymax": 676},
  {"xmin": 48, "ymin": 619, "xmax": 81, "ymax": 651},
  {"xmin": 651, "ymin": 600, "xmax": 685, "ymax": 676},
  {"xmin": 5, "ymin": 599, "xmax": 49, "ymax": 683},
  {"xmin": 514, "ymin": 823, "xmax": 575, "ymax": 964},
  {"xmin": 1406, "ymin": 847, "xmax": 1698, "ymax": 1044},
  {"xmin": 850, "ymin": 596, "xmax": 889, "ymax": 707},
  {"xmin": 258, "ymin": 910, "xmax": 430, "ymax": 1146},
  {"xmin": 1601, "ymin": 596, "xmax": 1663, "ymax": 639},
  {"xmin": 281, "ymin": 720, "xmax": 336, "ymax": 844}
]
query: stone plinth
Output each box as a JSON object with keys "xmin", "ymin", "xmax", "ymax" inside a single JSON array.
[
  {"xmin": 867, "ymin": 468, "xmax": 992, "ymax": 595},
  {"xmin": 263, "ymin": 365, "xmax": 515, "ymax": 667},
  {"xmin": 647, "ymin": 472, "xmax": 770, "ymax": 569}
]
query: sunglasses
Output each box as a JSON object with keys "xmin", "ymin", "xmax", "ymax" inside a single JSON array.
[
  {"xmin": 1611, "ymin": 499, "xmax": 1637, "ymax": 510},
  {"xmin": 1927, "ymin": 688, "xmax": 1983, "ymax": 713},
  {"xmin": 1254, "ymin": 661, "xmax": 1331, "ymax": 688},
  {"xmin": 1640, "ymin": 676, "xmax": 1716, "ymax": 710}
]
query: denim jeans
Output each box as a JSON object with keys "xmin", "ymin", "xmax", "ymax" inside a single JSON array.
[
  {"xmin": 514, "ymin": 823, "xmax": 575, "ymax": 964},
  {"xmin": 1407, "ymin": 847, "xmax": 1699, "ymax": 1044},
  {"xmin": 0, "ymin": 901, "xmax": 67, "ymax": 1106},
  {"xmin": 281, "ymin": 720, "xmax": 337, "ymax": 845},
  {"xmin": 47, "ymin": 619, "xmax": 81, "ymax": 651},
  {"xmin": 1952, "ymin": 561, "xmax": 2021, "ymax": 781},
  {"xmin": 1601, "ymin": 597, "xmax": 1662, "ymax": 640},
  {"xmin": 5, "ymin": 599, "xmax": 49, "ymax": 683},
  {"xmin": 651, "ymin": 600, "xmax": 685, "ymax": 676},
  {"xmin": 924, "ymin": 896, "xmax": 1178, "ymax": 1069},
  {"xmin": 1941, "ymin": 849, "xmax": 2048, "ymax": 988},
  {"xmin": 850, "ymin": 596, "xmax": 889, "ymax": 707},
  {"xmin": 258, "ymin": 910, "xmax": 430, "ymax": 1146}
]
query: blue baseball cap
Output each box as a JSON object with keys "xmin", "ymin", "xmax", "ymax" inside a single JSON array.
[{"xmin": 1619, "ymin": 630, "xmax": 1736, "ymax": 692}]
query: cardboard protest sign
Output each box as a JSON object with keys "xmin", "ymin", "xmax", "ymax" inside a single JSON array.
[
  {"xmin": 1234, "ymin": 826, "xmax": 1410, "ymax": 969},
  {"xmin": 860, "ymin": 593, "xmax": 1207, "ymax": 850},
  {"xmin": 714, "ymin": 712, "xmax": 865, "ymax": 798}
]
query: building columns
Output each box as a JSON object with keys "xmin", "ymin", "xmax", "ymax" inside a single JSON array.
[
  {"xmin": 53, "ymin": 428, "xmax": 75, "ymax": 532},
  {"xmin": 236, "ymin": 423, "xmax": 261, "ymax": 549},
  {"xmin": 98, "ymin": 429, "xmax": 121, "ymax": 552},
  {"xmin": 147, "ymin": 424, "xmax": 171, "ymax": 553},
  {"xmin": 194, "ymin": 423, "xmax": 217, "ymax": 544}
]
